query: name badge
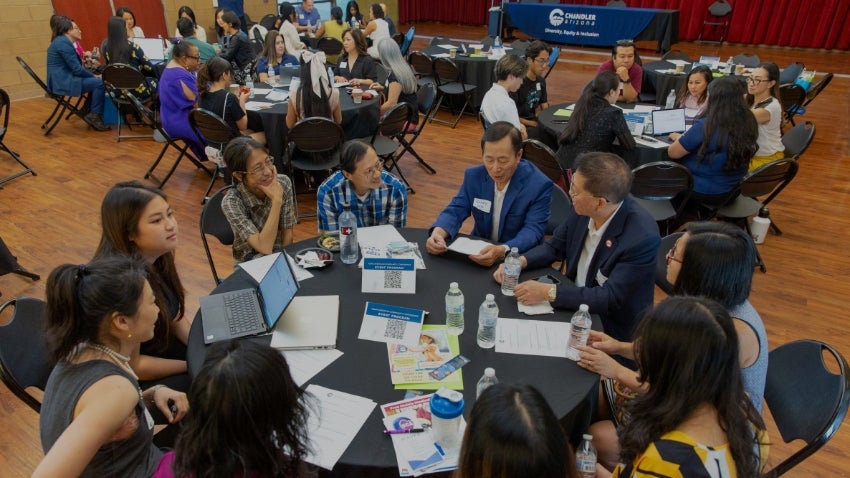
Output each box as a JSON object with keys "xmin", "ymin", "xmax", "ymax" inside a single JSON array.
[
  {"xmin": 536, "ymin": 82, "xmax": 541, "ymax": 91},
  {"xmin": 473, "ymin": 198, "xmax": 492, "ymax": 213},
  {"xmin": 300, "ymin": 13, "xmax": 305, "ymax": 19},
  {"xmin": 340, "ymin": 61, "xmax": 347, "ymax": 69}
]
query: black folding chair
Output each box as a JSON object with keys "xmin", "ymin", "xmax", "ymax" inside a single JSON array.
[
  {"xmin": 398, "ymin": 83, "xmax": 437, "ymax": 176},
  {"xmin": 698, "ymin": 0, "xmax": 733, "ymax": 44},
  {"xmin": 200, "ymin": 185, "xmax": 235, "ymax": 284},
  {"xmin": 16, "ymin": 56, "xmax": 88, "ymax": 136},
  {"xmin": 523, "ymin": 139, "xmax": 568, "ymax": 188},
  {"xmin": 546, "ymin": 184, "xmax": 570, "ymax": 236},
  {"xmin": 363, "ymin": 103, "xmax": 413, "ymax": 192},
  {"xmin": 408, "ymin": 51, "xmax": 435, "ymax": 88},
  {"xmin": 0, "ymin": 297, "xmax": 52, "ymax": 413},
  {"xmin": 0, "ymin": 88, "xmax": 36, "ymax": 188},
  {"xmin": 777, "ymin": 83, "xmax": 806, "ymax": 129},
  {"xmin": 102, "ymin": 63, "xmax": 154, "ymax": 141},
  {"xmin": 316, "ymin": 37, "xmax": 343, "ymax": 65},
  {"xmin": 781, "ymin": 121, "xmax": 816, "ymax": 160},
  {"xmin": 189, "ymin": 108, "xmax": 237, "ymax": 204},
  {"xmin": 287, "ymin": 117, "xmax": 345, "ymax": 218},
  {"xmin": 630, "ymin": 161, "xmax": 694, "ymax": 235},
  {"xmin": 431, "ymin": 57, "xmax": 477, "ymax": 128}
]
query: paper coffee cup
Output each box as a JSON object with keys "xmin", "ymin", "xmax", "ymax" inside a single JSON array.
[
  {"xmin": 449, "ymin": 48, "xmax": 457, "ymax": 58},
  {"xmin": 352, "ymin": 88, "xmax": 363, "ymax": 104},
  {"xmin": 736, "ymin": 64, "xmax": 745, "ymax": 75},
  {"xmin": 229, "ymin": 83, "xmax": 239, "ymax": 95},
  {"xmin": 675, "ymin": 64, "xmax": 684, "ymax": 73}
]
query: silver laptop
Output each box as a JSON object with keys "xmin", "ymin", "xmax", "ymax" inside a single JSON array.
[
  {"xmin": 650, "ymin": 108, "xmax": 687, "ymax": 142},
  {"xmin": 200, "ymin": 252, "xmax": 299, "ymax": 344},
  {"xmin": 132, "ymin": 37, "xmax": 166, "ymax": 63},
  {"xmin": 271, "ymin": 295, "xmax": 339, "ymax": 350}
]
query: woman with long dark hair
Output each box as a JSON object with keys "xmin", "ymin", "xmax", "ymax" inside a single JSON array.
[
  {"xmin": 103, "ymin": 16, "xmax": 158, "ymax": 100},
  {"xmin": 197, "ymin": 56, "xmax": 266, "ymax": 143},
  {"xmin": 286, "ymin": 51, "xmax": 342, "ymax": 127},
  {"xmin": 173, "ymin": 5, "xmax": 207, "ymax": 42},
  {"xmin": 556, "ymin": 71, "xmax": 635, "ymax": 172},
  {"xmin": 345, "ymin": 0, "xmax": 364, "ymax": 28},
  {"xmin": 667, "ymin": 76, "xmax": 758, "ymax": 213},
  {"xmin": 278, "ymin": 2, "xmax": 306, "ymax": 60},
  {"xmin": 332, "ymin": 27, "xmax": 377, "ymax": 87},
  {"xmin": 675, "ymin": 65, "xmax": 712, "ymax": 119},
  {"xmin": 116, "ymin": 5, "xmax": 144, "ymax": 38},
  {"xmin": 746, "ymin": 62, "xmax": 784, "ymax": 171}
]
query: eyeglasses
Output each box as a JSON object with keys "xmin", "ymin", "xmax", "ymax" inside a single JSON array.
[
  {"xmin": 665, "ymin": 239, "xmax": 683, "ymax": 266},
  {"xmin": 533, "ymin": 57, "xmax": 550, "ymax": 66},
  {"xmin": 361, "ymin": 159, "xmax": 384, "ymax": 176},
  {"xmin": 187, "ymin": 55, "xmax": 201, "ymax": 60},
  {"xmin": 245, "ymin": 157, "xmax": 275, "ymax": 176},
  {"xmin": 746, "ymin": 77, "xmax": 765, "ymax": 85},
  {"xmin": 568, "ymin": 179, "xmax": 608, "ymax": 202}
]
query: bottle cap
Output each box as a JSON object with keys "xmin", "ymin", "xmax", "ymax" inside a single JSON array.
[
  {"xmin": 484, "ymin": 367, "xmax": 495, "ymax": 377},
  {"xmin": 510, "ymin": 246, "xmax": 518, "ymax": 254},
  {"xmin": 583, "ymin": 433, "xmax": 593, "ymax": 440},
  {"xmin": 485, "ymin": 294, "xmax": 494, "ymax": 301},
  {"xmin": 579, "ymin": 304, "xmax": 589, "ymax": 312},
  {"xmin": 450, "ymin": 282, "xmax": 458, "ymax": 289},
  {"xmin": 430, "ymin": 387, "xmax": 464, "ymax": 419}
]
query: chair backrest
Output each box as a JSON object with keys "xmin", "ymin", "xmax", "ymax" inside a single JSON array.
[
  {"xmin": 0, "ymin": 297, "xmax": 52, "ymax": 413},
  {"xmin": 16, "ymin": 56, "xmax": 51, "ymax": 95},
  {"xmin": 654, "ymin": 231, "xmax": 684, "ymax": 295},
  {"xmin": 510, "ymin": 40, "xmax": 529, "ymax": 52},
  {"xmin": 739, "ymin": 158, "xmax": 799, "ymax": 205},
  {"xmin": 708, "ymin": 0, "xmax": 733, "ymax": 17},
  {"xmin": 478, "ymin": 111, "xmax": 490, "ymax": 131},
  {"xmin": 779, "ymin": 61, "xmax": 805, "ymax": 84},
  {"xmin": 762, "ymin": 340, "xmax": 850, "ymax": 478},
  {"xmin": 607, "ymin": 0, "xmax": 627, "ymax": 6},
  {"xmin": 523, "ymin": 139, "xmax": 565, "ymax": 184},
  {"xmin": 417, "ymin": 82, "xmax": 437, "ymax": 116},
  {"xmin": 433, "ymin": 58, "xmax": 461, "ymax": 85},
  {"xmin": 781, "ymin": 121, "xmax": 816, "ymax": 159},
  {"xmin": 189, "ymin": 108, "xmax": 237, "ymax": 149},
  {"xmin": 288, "ymin": 116, "xmax": 345, "ymax": 154},
  {"xmin": 778, "ymin": 83, "xmax": 806, "ymax": 120},
  {"xmin": 545, "ymin": 46, "xmax": 560, "ymax": 79},
  {"xmin": 480, "ymin": 36, "xmax": 495, "ymax": 49},
  {"xmin": 317, "ymin": 37, "xmax": 343, "ymax": 57},
  {"xmin": 376, "ymin": 103, "xmax": 410, "ymax": 139},
  {"xmin": 259, "ymin": 13, "xmax": 278, "ymax": 31},
  {"xmin": 732, "ymin": 52, "xmax": 761, "ymax": 68},
  {"xmin": 803, "ymin": 73, "xmax": 833, "ymax": 107},
  {"xmin": 408, "ymin": 51, "xmax": 433, "ymax": 78},
  {"xmin": 392, "ymin": 32, "xmax": 404, "ymax": 48},
  {"xmin": 200, "ymin": 185, "xmax": 235, "ymax": 284},
  {"xmin": 661, "ymin": 50, "xmax": 691, "ymax": 62},
  {"xmin": 631, "ymin": 161, "xmax": 694, "ymax": 201},
  {"xmin": 546, "ymin": 183, "xmax": 570, "ymax": 235},
  {"xmin": 101, "ymin": 63, "xmax": 146, "ymax": 91},
  {"xmin": 401, "ymin": 26, "xmax": 415, "ymax": 56},
  {"xmin": 0, "ymin": 88, "xmax": 11, "ymax": 140}
]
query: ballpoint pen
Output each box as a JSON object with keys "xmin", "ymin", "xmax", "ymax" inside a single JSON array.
[{"xmin": 384, "ymin": 428, "xmax": 425, "ymax": 435}]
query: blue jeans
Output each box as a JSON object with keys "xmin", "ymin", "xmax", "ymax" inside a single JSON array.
[{"xmin": 80, "ymin": 77, "xmax": 105, "ymax": 115}]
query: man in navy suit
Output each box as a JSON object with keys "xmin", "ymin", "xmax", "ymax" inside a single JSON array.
[
  {"xmin": 427, "ymin": 121, "xmax": 552, "ymax": 267},
  {"xmin": 497, "ymin": 152, "xmax": 660, "ymax": 342},
  {"xmin": 46, "ymin": 16, "xmax": 110, "ymax": 131}
]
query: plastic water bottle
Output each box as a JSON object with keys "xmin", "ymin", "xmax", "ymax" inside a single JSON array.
[
  {"xmin": 501, "ymin": 247, "xmax": 521, "ymax": 296},
  {"xmin": 476, "ymin": 294, "xmax": 499, "ymax": 349},
  {"xmin": 350, "ymin": 18, "xmax": 359, "ymax": 29},
  {"xmin": 307, "ymin": 20, "xmax": 314, "ymax": 37},
  {"xmin": 665, "ymin": 89, "xmax": 676, "ymax": 109},
  {"xmin": 246, "ymin": 77, "xmax": 255, "ymax": 98},
  {"xmin": 339, "ymin": 204, "xmax": 358, "ymax": 264},
  {"xmin": 644, "ymin": 114, "xmax": 654, "ymax": 135},
  {"xmin": 445, "ymin": 282, "xmax": 465, "ymax": 335},
  {"xmin": 576, "ymin": 434, "xmax": 597, "ymax": 478},
  {"xmin": 267, "ymin": 64, "xmax": 276, "ymax": 86},
  {"xmin": 476, "ymin": 367, "xmax": 498, "ymax": 398},
  {"xmin": 566, "ymin": 304, "xmax": 591, "ymax": 361},
  {"xmin": 726, "ymin": 56, "xmax": 734, "ymax": 74}
]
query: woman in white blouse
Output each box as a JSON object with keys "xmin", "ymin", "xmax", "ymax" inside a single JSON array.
[
  {"xmin": 363, "ymin": 3, "xmax": 390, "ymax": 59},
  {"xmin": 278, "ymin": 2, "xmax": 306, "ymax": 60}
]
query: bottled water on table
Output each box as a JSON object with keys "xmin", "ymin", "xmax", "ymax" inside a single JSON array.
[
  {"xmin": 445, "ymin": 282, "xmax": 464, "ymax": 335},
  {"xmin": 245, "ymin": 77, "xmax": 254, "ymax": 98},
  {"xmin": 338, "ymin": 204, "xmax": 358, "ymax": 264},
  {"xmin": 501, "ymin": 247, "xmax": 521, "ymax": 296},
  {"xmin": 476, "ymin": 367, "xmax": 498, "ymax": 398},
  {"xmin": 267, "ymin": 64, "xmax": 276, "ymax": 86},
  {"xmin": 576, "ymin": 434, "xmax": 597, "ymax": 478},
  {"xmin": 476, "ymin": 294, "xmax": 499, "ymax": 349},
  {"xmin": 665, "ymin": 89, "xmax": 676, "ymax": 109},
  {"xmin": 566, "ymin": 304, "xmax": 591, "ymax": 361}
]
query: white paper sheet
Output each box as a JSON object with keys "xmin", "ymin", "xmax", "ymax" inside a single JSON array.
[
  {"xmin": 666, "ymin": 59, "xmax": 691, "ymax": 66},
  {"xmin": 237, "ymin": 252, "xmax": 278, "ymax": 282},
  {"xmin": 632, "ymin": 104, "xmax": 660, "ymax": 113},
  {"xmin": 437, "ymin": 44, "xmax": 457, "ymax": 49},
  {"xmin": 303, "ymin": 385, "xmax": 376, "ymax": 470},
  {"xmin": 517, "ymin": 301, "xmax": 554, "ymax": 315},
  {"xmin": 245, "ymin": 101, "xmax": 274, "ymax": 111},
  {"xmin": 250, "ymin": 87, "xmax": 272, "ymax": 95},
  {"xmin": 286, "ymin": 253, "xmax": 314, "ymax": 281},
  {"xmin": 265, "ymin": 89, "xmax": 289, "ymax": 102},
  {"xmin": 280, "ymin": 349, "xmax": 343, "ymax": 386},
  {"xmin": 495, "ymin": 317, "xmax": 571, "ymax": 358},
  {"xmin": 447, "ymin": 237, "xmax": 491, "ymax": 255}
]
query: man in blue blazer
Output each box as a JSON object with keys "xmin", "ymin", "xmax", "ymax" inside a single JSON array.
[
  {"xmin": 427, "ymin": 122, "xmax": 552, "ymax": 267},
  {"xmin": 47, "ymin": 16, "xmax": 110, "ymax": 131},
  {"xmin": 497, "ymin": 152, "xmax": 660, "ymax": 342}
]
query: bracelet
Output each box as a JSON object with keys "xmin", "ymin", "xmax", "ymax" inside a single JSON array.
[
  {"xmin": 622, "ymin": 78, "xmax": 632, "ymax": 84},
  {"xmin": 145, "ymin": 384, "xmax": 166, "ymax": 405}
]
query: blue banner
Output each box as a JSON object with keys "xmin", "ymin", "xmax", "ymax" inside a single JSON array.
[{"xmin": 505, "ymin": 4, "xmax": 656, "ymax": 47}]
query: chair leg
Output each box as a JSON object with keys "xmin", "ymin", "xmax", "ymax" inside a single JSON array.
[
  {"xmin": 398, "ymin": 138, "xmax": 436, "ymax": 174},
  {"xmin": 41, "ymin": 101, "xmax": 64, "ymax": 130},
  {"xmin": 202, "ymin": 165, "xmax": 225, "ymax": 205},
  {"xmin": 43, "ymin": 103, "xmax": 68, "ymax": 136},
  {"xmin": 0, "ymin": 143, "xmax": 37, "ymax": 188},
  {"xmin": 384, "ymin": 152, "xmax": 415, "ymax": 194},
  {"xmin": 769, "ymin": 220, "xmax": 783, "ymax": 236}
]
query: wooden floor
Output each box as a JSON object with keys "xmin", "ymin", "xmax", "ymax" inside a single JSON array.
[{"xmin": 1, "ymin": 23, "xmax": 849, "ymax": 476}]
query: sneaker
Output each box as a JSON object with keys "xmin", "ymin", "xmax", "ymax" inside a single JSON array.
[{"xmin": 84, "ymin": 113, "xmax": 111, "ymax": 132}]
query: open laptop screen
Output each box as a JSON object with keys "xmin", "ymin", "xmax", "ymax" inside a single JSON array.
[
  {"xmin": 131, "ymin": 38, "xmax": 166, "ymax": 61},
  {"xmin": 257, "ymin": 253, "xmax": 299, "ymax": 329},
  {"xmin": 651, "ymin": 108, "xmax": 687, "ymax": 136}
]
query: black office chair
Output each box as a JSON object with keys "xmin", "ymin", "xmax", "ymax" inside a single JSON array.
[
  {"xmin": 654, "ymin": 232, "xmax": 684, "ymax": 295},
  {"xmin": 698, "ymin": 0, "xmax": 733, "ymax": 44},
  {"xmin": 0, "ymin": 297, "xmax": 52, "ymax": 413},
  {"xmin": 363, "ymin": 103, "xmax": 413, "ymax": 192},
  {"xmin": 189, "ymin": 108, "xmax": 237, "ymax": 204},
  {"xmin": 200, "ymin": 185, "xmax": 235, "ymax": 285},
  {"xmin": 0, "ymin": 88, "xmax": 36, "ymax": 188},
  {"xmin": 762, "ymin": 340, "xmax": 850, "ymax": 477},
  {"xmin": 630, "ymin": 161, "xmax": 694, "ymax": 235},
  {"xmin": 431, "ymin": 58, "xmax": 477, "ymax": 128},
  {"xmin": 287, "ymin": 117, "xmax": 345, "ymax": 217},
  {"xmin": 316, "ymin": 37, "xmax": 343, "ymax": 65},
  {"xmin": 781, "ymin": 121, "xmax": 816, "ymax": 160},
  {"xmin": 127, "ymin": 93, "xmax": 209, "ymax": 189},
  {"xmin": 102, "ymin": 63, "xmax": 153, "ymax": 141},
  {"xmin": 398, "ymin": 82, "xmax": 438, "ymax": 176},
  {"xmin": 16, "ymin": 56, "xmax": 88, "ymax": 135},
  {"xmin": 777, "ymin": 83, "xmax": 807, "ymax": 129},
  {"xmin": 523, "ymin": 139, "xmax": 568, "ymax": 188},
  {"xmin": 546, "ymin": 184, "xmax": 570, "ymax": 236}
]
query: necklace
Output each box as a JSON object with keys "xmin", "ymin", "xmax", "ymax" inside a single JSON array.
[{"xmin": 86, "ymin": 342, "xmax": 138, "ymax": 380}]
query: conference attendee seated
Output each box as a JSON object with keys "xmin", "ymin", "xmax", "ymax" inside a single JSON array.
[
  {"xmin": 596, "ymin": 297, "xmax": 766, "ymax": 478},
  {"xmin": 363, "ymin": 3, "xmax": 391, "ymax": 59},
  {"xmin": 197, "ymin": 57, "xmax": 266, "ymax": 144},
  {"xmin": 456, "ymin": 383, "xmax": 579, "ymax": 478},
  {"xmin": 153, "ymin": 340, "xmax": 313, "ymax": 478},
  {"xmin": 169, "ymin": 17, "xmax": 216, "ymax": 63},
  {"xmin": 381, "ymin": 3, "xmax": 397, "ymax": 36},
  {"xmin": 102, "ymin": 16, "xmax": 158, "ymax": 101},
  {"xmin": 317, "ymin": 140, "xmax": 408, "ymax": 232},
  {"xmin": 172, "ymin": 5, "xmax": 207, "ymax": 43},
  {"xmin": 116, "ymin": 5, "xmax": 144, "ymax": 39},
  {"xmin": 496, "ymin": 152, "xmax": 659, "ymax": 343},
  {"xmin": 596, "ymin": 39, "xmax": 641, "ymax": 103},
  {"xmin": 160, "ymin": 41, "xmax": 206, "ymax": 162},
  {"xmin": 286, "ymin": 51, "xmax": 342, "ymax": 128},
  {"xmin": 47, "ymin": 16, "xmax": 110, "ymax": 131},
  {"xmin": 556, "ymin": 72, "xmax": 635, "ymax": 172},
  {"xmin": 256, "ymin": 30, "xmax": 298, "ymax": 83},
  {"xmin": 295, "ymin": 0, "xmax": 321, "ymax": 35},
  {"xmin": 427, "ymin": 122, "xmax": 552, "ymax": 267},
  {"xmin": 219, "ymin": 11, "xmax": 255, "ymax": 83},
  {"xmin": 278, "ymin": 2, "xmax": 307, "ymax": 60},
  {"xmin": 481, "ymin": 54, "xmax": 529, "ymax": 139},
  {"xmin": 333, "ymin": 28, "xmax": 378, "ymax": 87},
  {"xmin": 221, "ymin": 137, "xmax": 296, "ymax": 263},
  {"xmin": 513, "ymin": 40, "xmax": 552, "ymax": 141},
  {"xmin": 747, "ymin": 62, "xmax": 784, "ymax": 172}
]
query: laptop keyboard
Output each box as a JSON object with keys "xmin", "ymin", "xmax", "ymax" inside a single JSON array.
[{"xmin": 223, "ymin": 293, "xmax": 264, "ymax": 334}]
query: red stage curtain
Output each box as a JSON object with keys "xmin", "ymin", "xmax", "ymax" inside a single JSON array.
[{"xmin": 399, "ymin": 0, "xmax": 850, "ymax": 50}]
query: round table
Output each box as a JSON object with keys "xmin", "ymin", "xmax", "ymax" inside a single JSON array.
[
  {"xmin": 187, "ymin": 228, "xmax": 601, "ymax": 477},
  {"xmin": 642, "ymin": 60, "xmax": 751, "ymax": 106},
  {"xmin": 251, "ymin": 67, "xmax": 380, "ymax": 165},
  {"xmin": 537, "ymin": 102, "xmax": 671, "ymax": 168}
]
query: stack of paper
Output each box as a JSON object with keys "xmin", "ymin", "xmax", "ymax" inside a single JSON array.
[{"xmin": 303, "ymin": 385, "xmax": 376, "ymax": 470}]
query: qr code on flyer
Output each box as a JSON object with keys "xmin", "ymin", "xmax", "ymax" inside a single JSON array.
[
  {"xmin": 383, "ymin": 270, "xmax": 403, "ymax": 289},
  {"xmin": 384, "ymin": 318, "xmax": 407, "ymax": 340}
]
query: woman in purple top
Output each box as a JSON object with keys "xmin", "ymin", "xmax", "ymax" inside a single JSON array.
[{"xmin": 159, "ymin": 41, "xmax": 206, "ymax": 162}]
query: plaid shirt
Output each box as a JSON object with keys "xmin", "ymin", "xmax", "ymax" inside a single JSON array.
[
  {"xmin": 316, "ymin": 171, "xmax": 407, "ymax": 232},
  {"xmin": 221, "ymin": 175, "xmax": 296, "ymax": 262}
]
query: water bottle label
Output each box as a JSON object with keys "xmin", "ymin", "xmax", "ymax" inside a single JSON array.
[
  {"xmin": 341, "ymin": 226, "xmax": 353, "ymax": 236},
  {"xmin": 578, "ymin": 460, "xmax": 596, "ymax": 472}
]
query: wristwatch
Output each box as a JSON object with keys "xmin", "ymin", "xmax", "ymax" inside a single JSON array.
[
  {"xmin": 622, "ymin": 78, "xmax": 632, "ymax": 84},
  {"xmin": 547, "ymin": 284, "xmax": 557, "ymax": 302}
]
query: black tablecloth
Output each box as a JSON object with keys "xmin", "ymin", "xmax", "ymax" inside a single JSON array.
[
  {"xmin": 252, "ymin": 69, "xmax": 380, "ymax": 165},
  {"xmin": 537, "ymin": 102, "xmax": 670, "ymax": 168},
  {"xmin": 642, "ymin": 61, "xmax": 750, "ymax": 106},
  {"xmin": 187, "ymin": 228, "xmax": 601, "ymax": 477}
]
